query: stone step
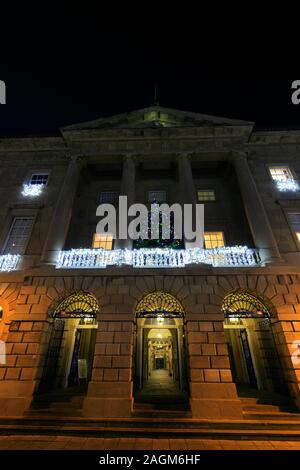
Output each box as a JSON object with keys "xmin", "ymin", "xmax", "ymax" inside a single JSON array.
[
  {"xmin": 243, "ymin": 411, "xmax": 300, "ymax": 421},
  {"xmin": 25, "ymin": 409, "xmax": 83, "ymax": 417},
  {"xmin": 132, "ymin": 410, "xmax": 192, "ymax": 419},
  {"xmin": 240, "ymin": 396, "xmax": 294, "ymax": 405},
  {"xmin": 3, "ymin": 415, "xmax": 300, "ymax": 432},
  {"xmin": 32, "ymin": 394, "xmax": 84, "ymax": 406},
  {"xmin": 243, "ymin": 404, "xmax": 289, "ymax": 412},
  {"xmin": 1, "ymin": 420, "xmax": 300, "ymax": 439}
]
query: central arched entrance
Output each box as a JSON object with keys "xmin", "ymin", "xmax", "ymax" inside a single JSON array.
[
  {"xmin": 134, "ymin": 292, "xmax": 188, "ymax": 408},
  {"xmin": 38, "ymin": 290, "xmax": 99, "ymax": 395}
]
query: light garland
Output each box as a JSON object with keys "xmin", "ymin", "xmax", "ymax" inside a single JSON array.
[
  {"xmin": 56, "ymin": 246, "xmax": 261, "ymax": 269},
  {"xmin": 0, "ymin": 254, "xmax": 20, "ymax": 272},
  {"xmin": 276, "ymin": 178, "xmax": 300, "ymax": 192},
  {"xmin": 22, "ymin": 184, "xmax": 44, "ymax": 197}
]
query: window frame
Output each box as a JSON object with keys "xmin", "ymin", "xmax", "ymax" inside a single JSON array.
[
  {"xmin": 99, "ymin": 191, "xmax": 119, "ymax": 204},
  {"xmin": 25, "ymin": 170, "xmax": 50, "ymax": 187},
  {"xmin": 147, "ymin": 189, "xmax": 167, "ymax": 203},
  {"xmin": 92, "ymin": 233, "xmax": 114, "ymax": 250},
  {"xmin": 268, "ymin": 165, "xmax": 297, "ymax": 183},
  {"xmin": 1, "ymin": 216, "xmax": 35, "ymax": 255},
  {"xmin": 204, "ymin": 231, "xmax": 226, "ymax": 249},
  {"xmin": 284, "ymin": 209, "xmax": 300, "ymax": 251},
  {"xmin": 197, "ymin": 189, "xmax": 216, "ymax": 203}
]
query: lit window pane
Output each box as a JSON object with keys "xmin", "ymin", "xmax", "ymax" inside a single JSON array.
[
  {"xmin": 92, "ymin": 233, "xmax": 113, "ymax": 250},
  {"xmin": 197, "ymin": 190, "xmax": 216, "ymax": 202},
  {"xmin": 204, "ymin": 232, "xmax": 225, "ymax": 249},
  {"xmin": 269, "ymin": 167, "xmax": 293, "ymax": 181},
  {"xmin": 30, "ymin": 173, "xmax": 49, "ymax": 185}
]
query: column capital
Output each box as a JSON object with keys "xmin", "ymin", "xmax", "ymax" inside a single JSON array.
[
  {"xmin": 65, "ymin": 153, "xmax": 86, "ymax": 166},
  {"xmin": 175, "ymin": 152, "xmax": 193, "ymax": 163},
  {"xmin": 230, "ymin": 150, "xmax": 248, "ymax": 162},
  {"xmin": 122, "ymin": 154, "xmax": 138, "ymax": 164}
]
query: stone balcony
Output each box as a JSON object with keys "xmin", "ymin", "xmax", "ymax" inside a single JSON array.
[{"xmin": 55, "ymin": 247, "xmax": 261, "ymax": 270}]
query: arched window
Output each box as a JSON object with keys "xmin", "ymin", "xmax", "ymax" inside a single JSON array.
[
  {"xmin": 50, "ymin": 290, "xmax": 100, "ymax": 319},
  {"xmin": 222, "ymin": 290, "xmax": 273, "ymax": 318},
  {"xmin": 135, "ymin": 291, "xmax": 185, "ymax": 318},
  {"xmin": 0, "ymin": 306, "xmax": 3, "ymax": 322}
]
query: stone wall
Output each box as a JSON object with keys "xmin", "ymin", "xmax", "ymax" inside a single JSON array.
[{"xmin": 0, "ymin": 272, "xmax": 299, "ymax": 418}]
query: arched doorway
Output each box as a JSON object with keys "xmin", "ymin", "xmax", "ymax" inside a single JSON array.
[
  {"xmin": 134, "ymin": 292, "xmax": 188, "ymax": 407},
  {"xmin": 222, "ymin": 290, "xmax": 286, "ymax": 396},
  {"xmin": 39, "ymin": 290, "xmax": 99, "ymax": 394}
]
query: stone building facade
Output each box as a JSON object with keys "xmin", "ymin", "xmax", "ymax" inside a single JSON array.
[{"xmin": 0, "ymin": 106, "xmax": 299, "ymax": 420}]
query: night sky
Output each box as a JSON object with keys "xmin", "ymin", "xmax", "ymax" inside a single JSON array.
[{"xmin": 1, "ymin": 25, "xmax": 299, "ymax": 136}]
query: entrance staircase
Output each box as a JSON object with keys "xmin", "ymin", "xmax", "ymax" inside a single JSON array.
[
  {"xmin": 240, "ymin": 388, "xmax": 300, "ymax": 421},
  {"xmin": 0, "ymin": 386, "xmax": 298, "ymax": 441},
  {"xmin": 25, "ymin": 388, "xmax": 86, "ymax": 418}
]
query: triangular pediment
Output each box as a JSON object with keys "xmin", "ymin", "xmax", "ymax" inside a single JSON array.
[{"xmin": 62, "ymin": 106, "xmax": 254, "ymax": 132}]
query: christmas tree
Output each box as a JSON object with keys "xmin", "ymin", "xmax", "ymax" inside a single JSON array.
[{"xmin": 134, "ymin": 202, "xmax": 184, "ymax": 249}]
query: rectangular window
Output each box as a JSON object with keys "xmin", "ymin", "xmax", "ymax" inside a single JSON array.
[
  {"xmin": 30, "ymin": 173, "xmax": 49, "ymax": 185},
  {"xmin": 148, "ymin": 190, "xmax": 167, "ymax": 203},
  {"xmin": 92, "ymin": 233, "xmax": 113, "ymax": 250},
  {"xmin": 2, "ymin": 217, "xmax": 34, "ymax": 255},
  {"xmin": 197, "ymin": 190, "xmax": 216, "ymax": 202},
  {"xmin": 287, "ymin": 212, "xmax": 300, "ymax": 244},
  {"xmin": 204, "ymin": 232, "xmax": 225, "ymax": 249},
  {"xmin": 269, "ymin": 166, "xmax": 293, "ymax": 181},
  {"xmin": 269, "ymin": 166, "xmax": 299, "ymax": 192},
  {"xmin": 100, "ymin": 191, "xmax": 119, "ymax": 204}
]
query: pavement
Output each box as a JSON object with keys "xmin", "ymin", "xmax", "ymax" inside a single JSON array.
[{"xmin": 0, "ymin": 435, "xmax": 300, "ymax": 450}]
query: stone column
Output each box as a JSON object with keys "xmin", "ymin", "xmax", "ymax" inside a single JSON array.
[
  {"xmin": 177, "ymin": 154, "xmax": 199, "ymax": 249},
  {"xmin": 187, "ymin": 318, "xmax": 243, "ymax": 419},
  {"xmin": 115, "ymin": 155, "xmax": 136, "ymax": 250},
  {"xmin": 41, "ymin": 155, "xmax": 83, "ymax": 264},
  {"xmin": 233, "ymin": 152, "xmax": 281, "ymax": 263},
  {"xmin": 82, "ymin": 315, "xmax": 134, "ymax": 418}
]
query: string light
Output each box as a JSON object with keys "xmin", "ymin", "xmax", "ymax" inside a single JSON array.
[
  {"xmin": 276, "ymin": 178, "xmax": 300, "ymax": 192},
  {"xmin": 0, "ymin": 254, "xmax": 20, "ymax": 272},
  {"xmin": 56, "ymin": 246, "xmax": 260, "ymax": 269},
  {"xmin": 22, "ymin": 184, "xmax": 44, "ymax": 197}
]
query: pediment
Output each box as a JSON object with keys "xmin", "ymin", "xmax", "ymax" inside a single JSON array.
[{"xmin": 62, "ymin": 106, "xmax": 254, "ymax": 132}]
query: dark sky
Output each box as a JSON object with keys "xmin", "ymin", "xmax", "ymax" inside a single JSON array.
[{"xmin": 0, "ymin": 24, "xmax": 299, "ymax": 136}]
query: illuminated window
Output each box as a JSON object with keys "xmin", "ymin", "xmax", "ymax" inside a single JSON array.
[
  {"xmin": 100, "ymin": 191, "xmax": 119, "ymax": 204},
  {"xmin": 269, "ymin": 167, "xmax": 293, "ymax": 181},
  {"xmin": 2, "ymin": 217, "xmax": 34, "ymax": 255},
  {"xmin": 204, "ymin": 232, "xmax": 225, "ymax": 249},
  {"xmin": 92, "ymin": 233, "xmax": 113, "ymax": 250},
  {"xmin": 287, "ymin": 212, "xmax": 300, "ymax": 245},
  {"xmin": 197, "ymin": 190, "xmax": 216, "ymax": 202},
  {"xmin": 148, "ymin": 190, "xmax": 167, "ymax": 203},
  {"xmin": 30, "ymin": 173, "xmax": 49, "ymax": 185},
  {"xmin": 269, "ymin": 167, "xmax": 299, "ymax": 192}
]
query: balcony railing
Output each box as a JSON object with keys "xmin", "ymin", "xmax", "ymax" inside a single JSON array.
[
  {"xmin": 0, "ymin": 254, "xmax": 20, "ymax": 272},
  {"xmin": 56, "ymin": 247, "xmax": 261, "ymax": 269}
]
